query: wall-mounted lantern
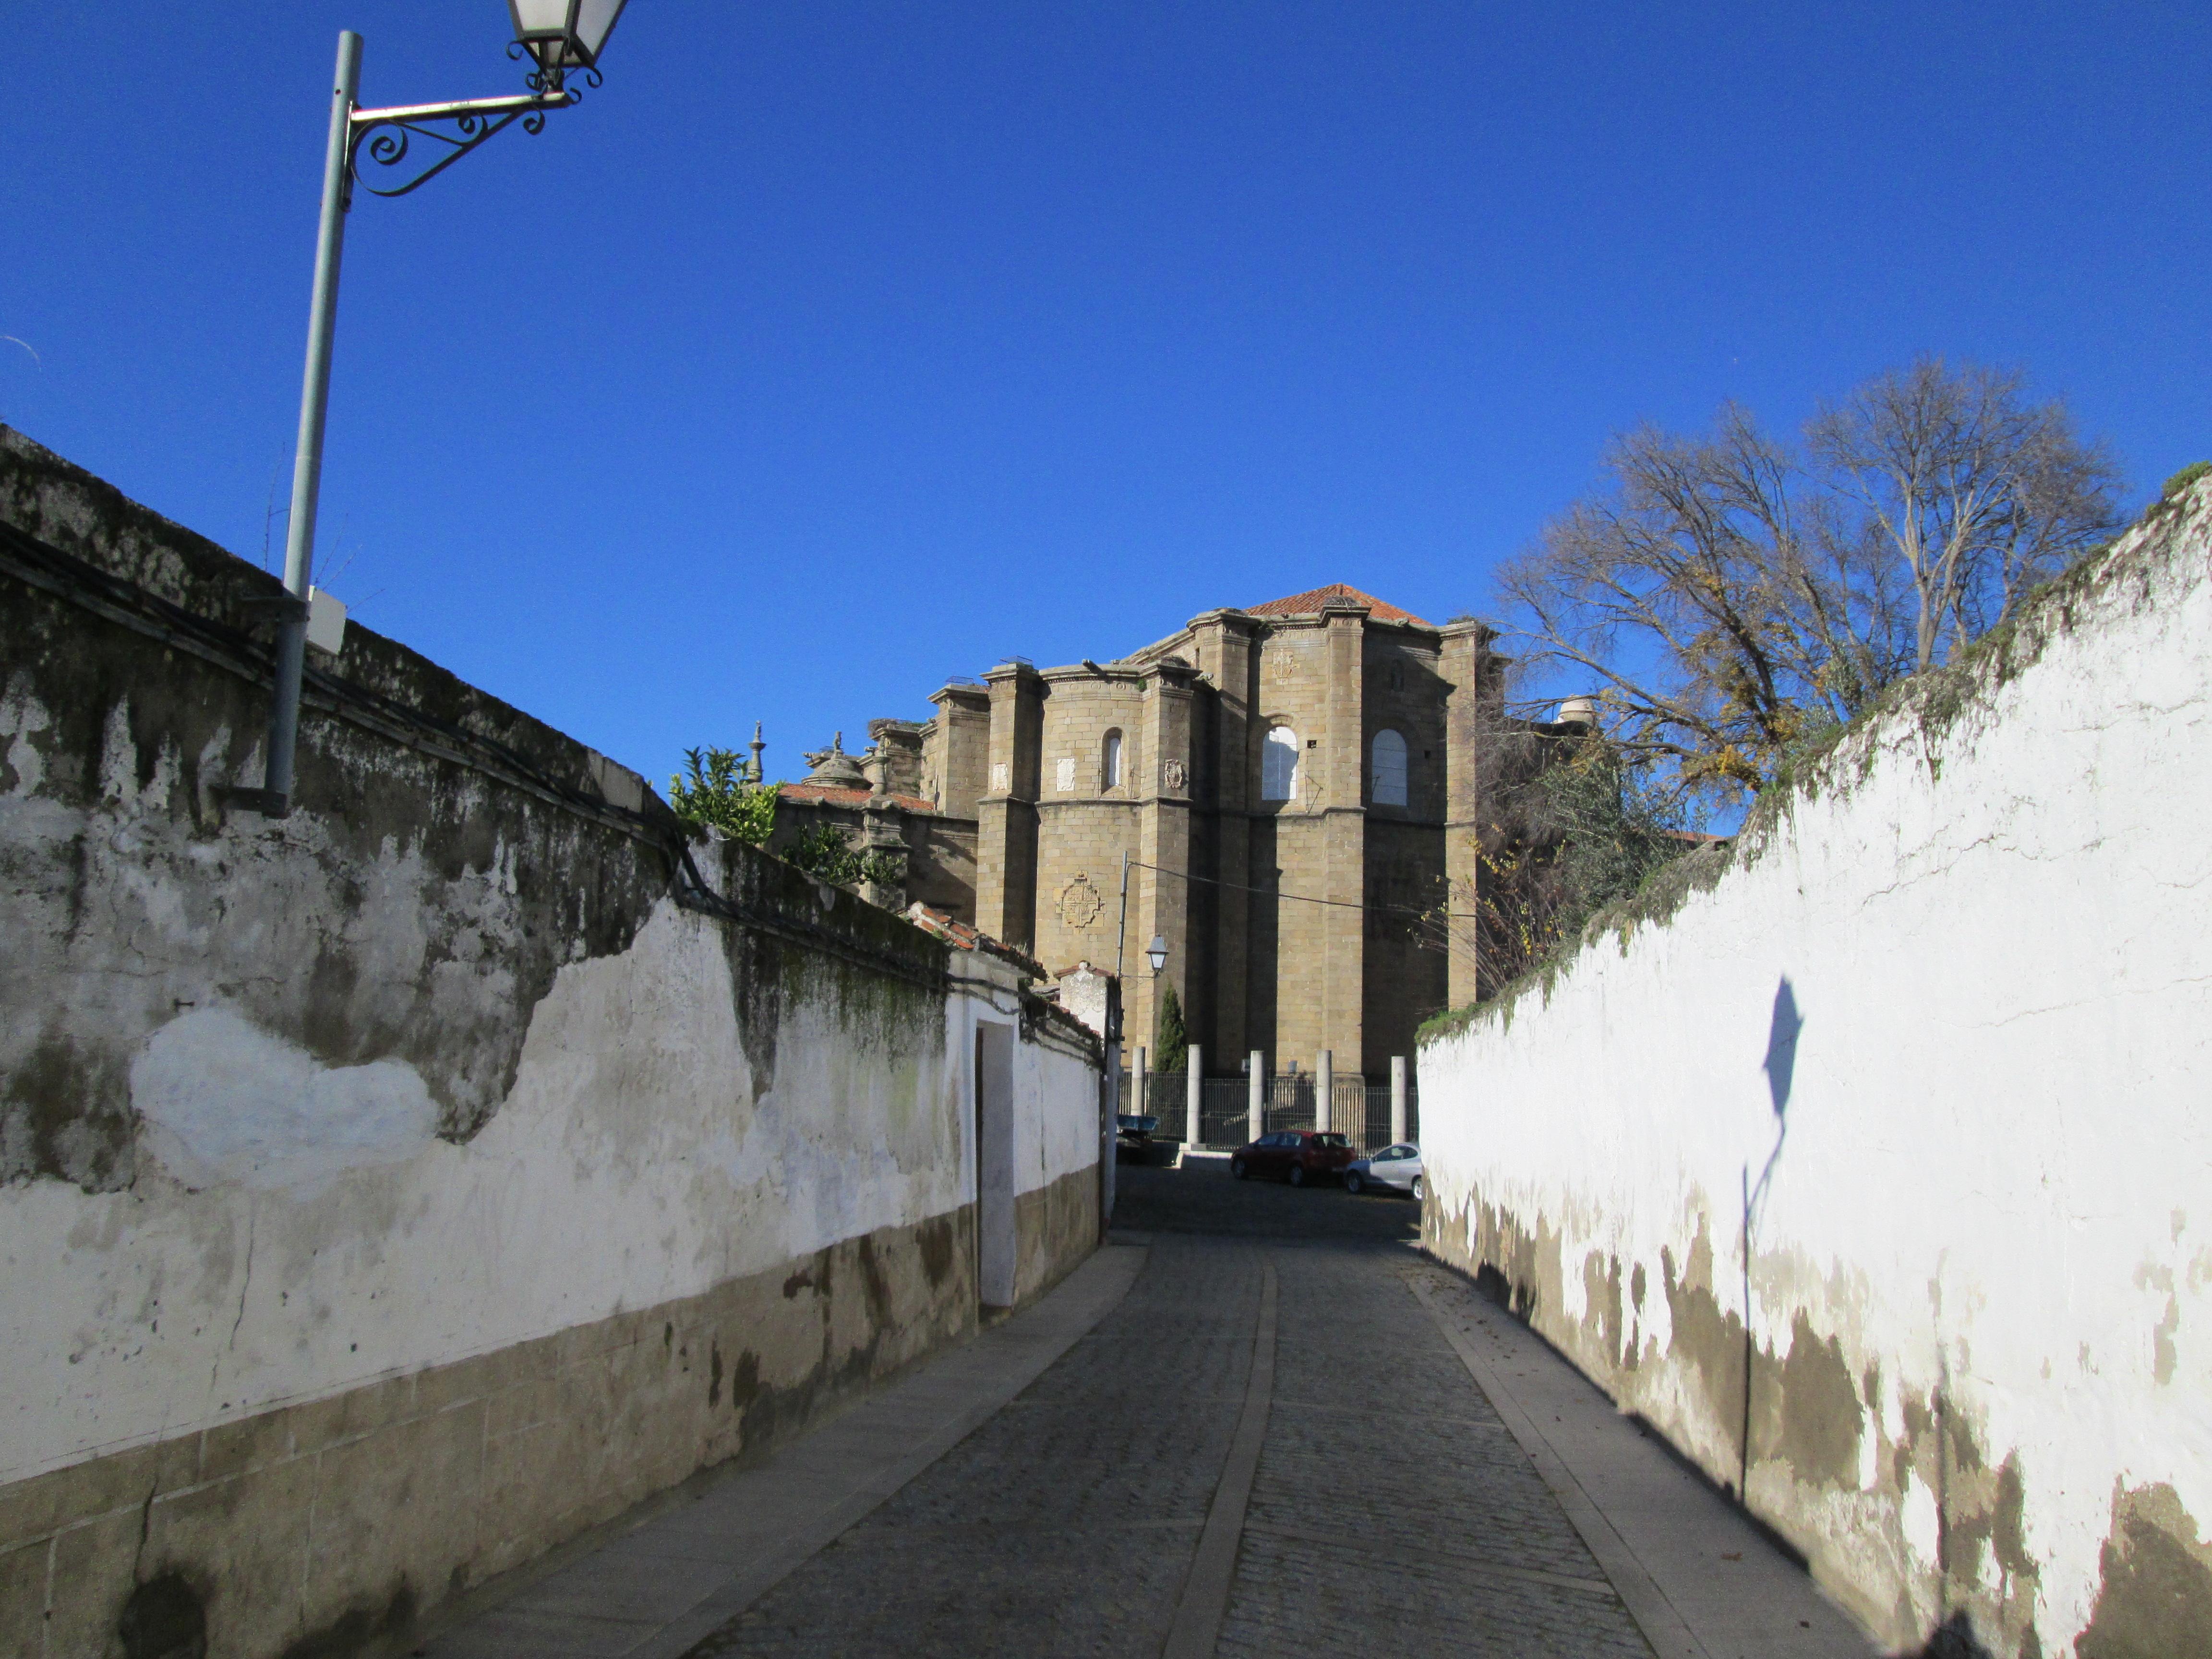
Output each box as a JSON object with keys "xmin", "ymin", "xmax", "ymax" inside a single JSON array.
[{"xmin": 508, "ymin": 0, "xmax": 629, "ymax": 90}]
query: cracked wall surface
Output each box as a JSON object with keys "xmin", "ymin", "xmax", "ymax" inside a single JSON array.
[
  {"xmin": 1419, "ymin": 479, "xmax": 2212, "ymax": 1658},
  {"xmin": 0, "ymin": 430, "xmax": 1104, "ymax": 1658}
]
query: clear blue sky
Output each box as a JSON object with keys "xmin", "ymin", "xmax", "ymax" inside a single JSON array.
[{"xmin": 5, "ymin": 2, "xmax": 2205, "ymax": 790}]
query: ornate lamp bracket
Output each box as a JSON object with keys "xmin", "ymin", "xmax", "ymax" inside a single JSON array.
[{"xmin": 347, "ymin": 87, "xmax": 577, "ymax": 202}]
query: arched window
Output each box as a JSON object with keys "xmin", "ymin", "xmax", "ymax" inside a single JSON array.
[
  {"xmin": 1101, "ymin": 729, "xmax": 1122, "ymax": 791},
  {"xmin": 1262, "ymin": 726, "xmax": 1300, "ymax": 801},
  {"xmin": 1370, "ymin": 729, "xmax": 1407, "ymax": 806}
]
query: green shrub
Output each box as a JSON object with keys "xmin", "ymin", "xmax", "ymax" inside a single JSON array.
[
  {"xmin": 783, "ymin": 822, "xmax": 903, "ymax": 891},
  {"xmin": 669, "ymin": 746, "xmax": 777, "ymax": 846},
  {"xmin": 2161, "ymin": 460, "xmax": 2211, "ymax": 501}
]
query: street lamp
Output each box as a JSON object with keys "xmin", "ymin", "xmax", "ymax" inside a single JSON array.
[
  {"xmin": 233, "ymin": 8, "xmax": 628, "ymax": 817},
  {"xmin": 1146, "ymin": 935, "xmax": 1168, "ymax": 974},
  {"xmin": 508, "ymin": 0, "xmax": 629, "ymax": 88}
]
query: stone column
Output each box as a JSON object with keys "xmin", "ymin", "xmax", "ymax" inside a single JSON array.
[
  {"xmin": 1132, "ymin": 1046, "xmax": 1147, "ymax": 1123},
  {"xmin": 1391, "ymin": 1056, "xmax": 1408, "ymax": 1145},
  {"xmin": 1317, "ymin": 1048, "xmax": 1334, "ymax": 1136},
  {"xmin": 1247, "ymin": 1050, "xmax": 1265, "ymax": 1143},
  {"xmin": 1187, "ymin": 1045, "xmax": 1203, "ymax": 1146}
]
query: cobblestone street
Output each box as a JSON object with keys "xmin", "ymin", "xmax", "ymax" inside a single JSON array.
[{"xmin": 429, "ymin": 1165, "xmax": 1875, "ymax": 1659}]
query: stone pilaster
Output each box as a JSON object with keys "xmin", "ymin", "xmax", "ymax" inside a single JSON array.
[
  {"xmin": 1191, "ymin": 611, "xmax": 1259, "ymax": 1072},
  {"xmin": 976, "ymin": 663, "xmax": 1045, "ymax": 950},
  {"xmin": 928, "ymin": 683, "xmax": 992, "ymax": 819},
  {"xmin": 1439, "ymin": 621, "xmax": 1497, "ymax": 1011},
  {"xmin": 1134, "ymin": 658, "xmax": 1200, "ymax": 1064},
  {"xmin": 1320, "ymin": 601, "xmax": 1367, "ymax": 1075}
]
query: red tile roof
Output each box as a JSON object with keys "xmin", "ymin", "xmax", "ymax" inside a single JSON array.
[
  {"xmin": 1244, "ymin": 584, "xmax": 1431, "ymax": 627},
  {"xmin": 902, "ymin": 904, "xmax": 1049, "ymax": 979},
  {"xmin": 779, "ymin": 782, "xmax": 936, "ymax": 814}
]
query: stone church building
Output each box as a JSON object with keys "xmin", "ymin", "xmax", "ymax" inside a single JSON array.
[{"xmin": 776, "ymin": 584, "xmax": 1498, "ymax": 1084}]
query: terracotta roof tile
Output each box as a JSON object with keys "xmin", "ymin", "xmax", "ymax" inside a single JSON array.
[
  {"xmin": 1244, "ymin": 584, "xmax": 1431, "ymax": 627},
  {"xmin": 902, "ymin": 904, "xmax": 1049, "ymax": 979},
  {"xmin": 779, "ymin": 782, "xmax": 936, "ymax": 814}
]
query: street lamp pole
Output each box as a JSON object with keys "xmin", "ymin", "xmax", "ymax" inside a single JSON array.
[
  {"xmin": 235, "ymin": 7, "xmax": 624, "ymax": 817},
  {"xmin": 259, "ymin": 31, "xmax": 363, "ymax": 815}
]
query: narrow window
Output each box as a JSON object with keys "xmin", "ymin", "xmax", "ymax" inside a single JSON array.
[
  {"xmin": 1102, "ymin": 730, "xmax": 1122, "ymax": 790},
  {"xmin": 1371, "ymin": 729, "xmax": 1407, "ymax": 806},
  {"xmin": 1262, "ymin": 726, "xmax": 1299, "ymax": 801}
]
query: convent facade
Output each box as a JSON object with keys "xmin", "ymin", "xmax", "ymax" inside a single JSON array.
[{"xmin": 775, "ymin": 585, "xmax": 1499, "ymax": 1082}]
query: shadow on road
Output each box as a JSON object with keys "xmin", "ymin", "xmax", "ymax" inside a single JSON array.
[{"xmin": 1111, "ymin": 1161, "xmax": 1421, "ymax": 1243}]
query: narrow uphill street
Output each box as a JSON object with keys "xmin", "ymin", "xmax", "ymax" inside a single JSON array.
[{"xmin": 429, "ymin": 1167, "xmax": 1874, "ymax": 1659}]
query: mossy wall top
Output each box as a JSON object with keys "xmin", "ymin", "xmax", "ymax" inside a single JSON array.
[{"xmin": 0, "ymin": 426, "xmax": 1025, "ymax": 1491}]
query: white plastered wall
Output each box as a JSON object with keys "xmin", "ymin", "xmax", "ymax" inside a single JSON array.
[
  {"xmin": 1419, "ymin": 488, "xmax": 2212, "ymax": 1655},
  {"xmin": 3, "ymin": 896, "xmax": 1101, "ymax": 1493}
]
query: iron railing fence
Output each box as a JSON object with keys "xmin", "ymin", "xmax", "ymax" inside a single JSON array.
[
  {"xmin": 1111, "ymin": 1070, "xmax": 1192, "ymax": 1134},
  {"xmin": 1200, "ymin": 1078, "xmax": 1248, "ymax": 1147},
  {"xmin": 1357, "ymin": 1083, "xmax": 1420, "ymax": 1149},
  {"xmin": 1261, "ymin": 1073, "xmax": 1314, "ymax": 1136}
]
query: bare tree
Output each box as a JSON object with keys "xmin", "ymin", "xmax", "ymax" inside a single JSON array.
[
  {"xmin": 1493, "ymin": 406, "xmax": 1900, "ymax": 802},
  {"xmin": 1806, "ymin": 357, "xmax": 2123, "ymax": 671},
  {"xmin": 1494, "ymin": 360, "xmax": 2124, "ymax": 808}
]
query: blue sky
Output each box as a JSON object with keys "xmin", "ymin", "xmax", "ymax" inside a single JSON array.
[{"xmin": 4, "ymin": 2, "xmax": 2205, "ymax": 791}]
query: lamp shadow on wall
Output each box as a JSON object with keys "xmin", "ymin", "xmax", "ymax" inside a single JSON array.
[
  {"xmin": 1757, "ymin": 975, "xmax": 1803, "ymax": 1203},
  {"xmin": 1739, "ymin": 975, "xmax": 1803, "ymax": 1501}
]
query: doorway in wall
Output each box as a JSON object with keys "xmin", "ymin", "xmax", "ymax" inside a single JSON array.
[{"xmin": 974, "ymin": 1022, "xmax": 1017, "ymax": 1311}]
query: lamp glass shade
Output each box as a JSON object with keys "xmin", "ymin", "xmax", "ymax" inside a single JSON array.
[
  {"xmin": 573, "ymin": 0, "xmax": 626, "ymax": 59},
  {"xmin": 508, "ymin": 0, "xmax": 626, "ymax": 71},
  {"xmin": 1146, "ymin": 935, "xmax": 1169, "ymax": 973}
]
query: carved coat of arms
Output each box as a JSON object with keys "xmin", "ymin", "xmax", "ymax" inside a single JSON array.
[{"xmin": 1059, "ymin": 874, "xmax": 1103, "ymax": 928}]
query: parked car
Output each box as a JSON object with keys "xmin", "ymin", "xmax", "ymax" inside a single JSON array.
[
  {"xmin": 1115, "ymin": 1114, "xmax": 1160, "ymax": 1162},
  {"xmin": 1228, "ymin": 1129, "xmax": 1357, "ymax": 1187},
  {"xmin": 1344, "ymin": 1142, "xmax": 1423, "ymax": 1200}
]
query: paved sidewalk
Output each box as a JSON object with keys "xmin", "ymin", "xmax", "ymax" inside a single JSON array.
[
  {"xmin": 421, "ymin": 1166, "xmax": 1879, "ymax": 1658},
  {"xmin": 1405, "ymin": 1266, "xmax": 1875, "ymax": 1659},
  {"xmin": 421, "ymin": 1244, "xmax": 1150, "ymax": 1659}
]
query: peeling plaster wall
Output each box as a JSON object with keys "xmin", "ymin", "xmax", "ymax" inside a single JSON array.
[
  {"xmin": 0, "ymin": 430, "xmax": 1104, "ymax": 1658},
  {"xmin": 1419, "ymin": 483, "xmax": 2212, "ymax": 1659},
  {"xmin": 1007, "ymin": 998, "xmax": 1106, "ymax": 1305}
]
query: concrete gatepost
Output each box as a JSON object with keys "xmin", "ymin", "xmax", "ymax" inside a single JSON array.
[
  {"xmin": 1132, "ymin": 1046, "xmax": 1147, "ymax": 1122},
  {"xmin": 1318, "ymin": 1049, "xmax": 1334, "ymax": 1136},
  {"xmin": 1247, "ymin": 1050, "xmax": 1264, "ymax": 1142},
  {"xmin": 1186, "ymin": 1046, "xmax": 1203, "ymax": 1146},
  {"xmin": 1390, "ymin": 1056, "xmax": 1407, "ymax": 1145}
]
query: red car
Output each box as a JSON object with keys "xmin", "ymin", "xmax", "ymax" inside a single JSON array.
[{"xmin": 1229, "ymin": 1130, "xmax": 1357, "ymax": 1188}]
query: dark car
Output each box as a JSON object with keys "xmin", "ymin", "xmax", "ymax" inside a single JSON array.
[
  {"xmin": 1228, "ymin": 1129, "xmax": 1357, "ymax": 1187},
  {"xmin": 1116, "ymin": 1114, "xmax": 1160, "ymax": 1162}
]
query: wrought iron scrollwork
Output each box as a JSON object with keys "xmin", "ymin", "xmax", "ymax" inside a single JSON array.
[
  {"xmin": 507, "ymin": 40, "xmax": 605, "ymax": 97},
  {"xmin": 347, "ymin": 69, "xmax": 581, "ymax": 202},
  {"xmin": 349, "ymin": 109, "xmax": 521, "ymax": 199}
]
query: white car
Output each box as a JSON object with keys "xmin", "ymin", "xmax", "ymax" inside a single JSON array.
[{"xmin": 1343, "ymin": 1142, "xmax": 1423, "ymax": 1199}]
